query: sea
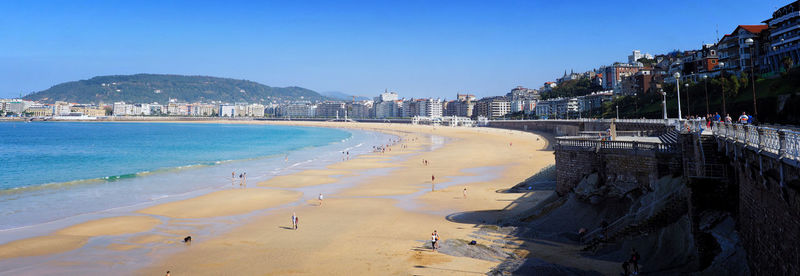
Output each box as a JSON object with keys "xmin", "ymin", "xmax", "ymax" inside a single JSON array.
[{"xmin": 0, "ymin": 121, "xmax": 394, "ymax": 237}]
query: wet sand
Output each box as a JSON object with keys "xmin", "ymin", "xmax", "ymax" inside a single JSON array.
[{"xmin": 0, "ymin": 121, "xmax": 555, "ymax": 275}]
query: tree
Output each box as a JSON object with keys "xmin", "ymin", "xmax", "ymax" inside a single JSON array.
[
  {"xmin": 729, "ymin": 75, "xmax": 742, "ymax": 98},
  {"xmin": 782, "ymin": 56, "xmax": 794, "ymax": 76}
]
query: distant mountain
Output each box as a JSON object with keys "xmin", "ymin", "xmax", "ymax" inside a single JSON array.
[
  {"xmin": 320, "ymin": 91, "xmax": 371, "ymax": 101},
  {"xmin": 23, "ymin": 74, "xmax": 329, "ymax": 104}
]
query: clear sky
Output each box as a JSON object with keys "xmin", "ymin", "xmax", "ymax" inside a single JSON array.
[{"xmin": 0, "ymin": 0, "xmax": 788, "ymax": 99}]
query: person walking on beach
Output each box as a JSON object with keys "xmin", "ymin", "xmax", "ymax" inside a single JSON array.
[
  {"xmin": 431, "ymin": 174, "xmax": 436, "ymax": 191},
  {"xmin": 431, "ymin": 230, "xmax": 439, "ymax": 252},
  {"xmin": 318, "ymin": 193, "xmax": 324, "ymax": 206},
  {"xmin": 463, "ymin": 187, "xmax": 467, "ymax": 199},
  {"xmin": 231, "ymin": 171, "xmax": 235, "ymax": 186},
  {"xmin": 294, "ymin": 215, "xmax": 299, "ymax": 230},
  {"xmin": 292, "ymin": 212, "xmax": 297, "ymax": 229},
  {"xmin": 630, "ymin": 248, "xmax": 640, "ymax": 275},
  {"xmin": 243, "ymin": 172, "xmax": 247, "ymax": 187}
]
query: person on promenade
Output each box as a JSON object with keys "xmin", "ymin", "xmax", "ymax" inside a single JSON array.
[
  {"xmin": 739, "ymin": 112, "xmax": 749, "ymax": 124},
  {"xmin": 630, "ymin": 248, "xmax": 640, "ymax": 274},
  {"xmin": 318, "ymin": 193, "xmax": 324, "ymax": 206},
  {"xmin": 725, "ymin": 114, "xmax": 732, "ymax": 123},
  {"xmin": 714, "ymin": 112, "xmax": 721, "ymax": 122},
  {"xmin": 622, "ymin": 261, "xmax": 631, "ymax": 276}
]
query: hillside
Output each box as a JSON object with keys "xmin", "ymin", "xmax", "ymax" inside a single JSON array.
[
  {"xmin": 321, "ymin": 91, "xmax": 371, "ymax": 101},
  {"xmin": 23, "ymin": 74, "xmax": 328, "ymax": 104}
]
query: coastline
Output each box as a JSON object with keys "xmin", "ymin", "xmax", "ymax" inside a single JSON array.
[{"xmin": 0, "ymin": 121, "xmax": 555, "ymax": 275}]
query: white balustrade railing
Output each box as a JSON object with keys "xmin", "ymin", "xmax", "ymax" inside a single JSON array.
[{"xmin": 712, "ymin": 121, "xmax": 800, "ymax": 162}]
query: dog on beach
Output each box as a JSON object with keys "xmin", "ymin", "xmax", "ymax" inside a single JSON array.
[{"xmin": 183, "ymin": 236, "xmax": 192, "ymax": 243}]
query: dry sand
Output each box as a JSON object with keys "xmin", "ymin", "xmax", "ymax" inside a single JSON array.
[{"xmin": 0, "ymin": 121, "xmax": 556, "ymax": 275}]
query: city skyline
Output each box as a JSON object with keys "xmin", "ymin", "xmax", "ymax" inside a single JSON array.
[{"xmin": 0, "ymin": 0, "xmax": 786, "ymax": 99}]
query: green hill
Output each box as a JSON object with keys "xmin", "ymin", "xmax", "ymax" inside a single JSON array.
[{"xmin": 23, "ymin": 74, "xmax": 328, "ymax": 104}]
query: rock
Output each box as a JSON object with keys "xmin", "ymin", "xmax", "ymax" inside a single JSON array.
[
  {"xmin": 426, "ymin": 239, "xmax": 514, "ymax": 262},
  {"xmin": 574, "ymin": 173, "xmax": 600, "ymax": 201}
]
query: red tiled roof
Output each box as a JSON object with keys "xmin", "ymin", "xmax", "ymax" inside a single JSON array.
[{"xmin": 738, "ymin": 25, "xmax": 768, "ymax": 34}]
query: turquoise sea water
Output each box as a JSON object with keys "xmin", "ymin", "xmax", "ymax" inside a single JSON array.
[
  {"xmin": 0, "ymin": 122, "xmax": 348, "ymax": 191},
  {"xmin": 0, "ymin": 122, "xmax": 390, "ymax": 231}
]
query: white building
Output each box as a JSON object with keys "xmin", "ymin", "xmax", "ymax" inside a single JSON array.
[
  {"xmin": 218, "ymin": 104, "xmax": 236, "ymax": 117},
  {"xmin": 113, "ymin": 102, "xmax": 132, "ymax": 116},
  {"xmin": 423, "ymin": 98, "xmax": 443, "ymax": 117}
]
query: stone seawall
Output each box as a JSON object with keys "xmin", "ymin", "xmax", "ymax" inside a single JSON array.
[
  {"xmin": 721, "ymin": 140, "xmax": 800, "ymax": 275},
  {"xmin": 554, "ymin": 147, "xmax": 679, "ymax": 196}
]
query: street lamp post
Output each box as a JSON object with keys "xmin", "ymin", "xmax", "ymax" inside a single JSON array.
[
  {"xmin": 674, "ymin": 72, "xmax": 682, "ymax": 119},
  {"xmin": 703, "ymin": 75, "xmax": 709, "ymax": 115},
  {"xmin": 661, "ymin": 89, "xmax": 667, "ymax": 120},
  {"xmin": 616, "ymin": 104, "xmax": 619, "ymax": 119},
  {"xmin": 745, "ymin": 38, "xmax": 758, "ymax": 120},
  {"xmin": 685, "ymin": 83, "xmax": 690, "ymax": 118},
  {"xmin": 719, "ymin": 62, "xmax": 727, "ymax": 116}
]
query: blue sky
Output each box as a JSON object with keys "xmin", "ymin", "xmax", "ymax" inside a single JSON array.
[{"xmin": 0, "ymin": 0, "xmax": 787, "ymax": 99}]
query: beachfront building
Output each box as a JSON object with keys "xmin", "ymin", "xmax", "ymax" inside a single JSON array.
[
  {"xmin": 241, "ymin": 103, "xmax": 265, "ymax": 117},
  {"xmin": 281, "ymin": 102, "xmax": 315, "ymax": 118},
  {"xmin": 445, "ymin": 95, "xmax": 475, "ymax": 117},
  {"xmin": 26, "ymin": 104, "xmax": 54, "ymax": 117},
  {"xmin": 166, "ymin": 102, "xmax": 189, "ymax": 116},
  {"xmin": 218, "ymin": 104, "xmax": 236, "ymax": 117},
  {"xmin": 419, "ymin": 98, "xmax": 443, "ymax": 117},
  {"xmin": 2, "ymin": 100, "xmax": 33, "ymax": 115},
  {"xmin": 346, "ymin": 101, "xmax": 372, "ymax": 119},
  {"xmin": 316, "ymin": 102, "xmax": 346, "ymax": 118},
  {"xmin": 535, "ymin": 100, "xmax": 554, "ymax": 119},
  {"xmin": 113, "ymin": 102, "xmax": 132, "ymax": 116},
  {"xmin": 373, "ymin": 91, "xmax": 401, "ymax": 118},
  {"xmin": 764, "ymin": 0, "xmax": 800, "ymax": 73},
  {"xmin": 189, "ymin": 103, "xmax": 216, "ymax": 116},
  {"xmin": 71, "ymin": 105, "xmax": 106, "ymax": 116},
  {"xmin": 53, "ymin": 101, "xmax": 72, "ymax": 116},
  {"xmin": 474, "ymin": 96, "xmax": 510, "ymax": 119}
]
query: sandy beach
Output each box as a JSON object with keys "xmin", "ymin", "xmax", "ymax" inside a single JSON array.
[{"xmin": 0, "ymin": 121, "xmax": 555, "ymax": 275}]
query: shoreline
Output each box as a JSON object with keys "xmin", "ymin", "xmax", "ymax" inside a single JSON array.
[
  {"xmin": 0, "ymin": 121, "xmax": 555, "ymax": 275},
  {"xmin": 0, "ymin": 124, "xmax": 396, "ymax": 239}
]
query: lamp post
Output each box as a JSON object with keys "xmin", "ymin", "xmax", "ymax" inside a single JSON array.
[
  {"xmin": 685, "ymin": 83, "xmax": 690, "ymax": 117},
  {"xmin": 616, "ymin": 104, "xmax": 619, "ymax": 119},
  {"xmin": 719, "ymin": 62, "xmax": 727, "ymax": 116},
  {"xmin": 674, "ymin": 72, "xmax": 682, "ymax": 119},
  {"xmin": 745, "ymin": 38, "xmax": 758, "ymax": 119},
  {"xmin": 703, "ymin": 74, "xmax": 709, "ymax": 115},
  {"xmin": 661, "ymin": 89, "xmax": 667, "ymax": 120}
]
